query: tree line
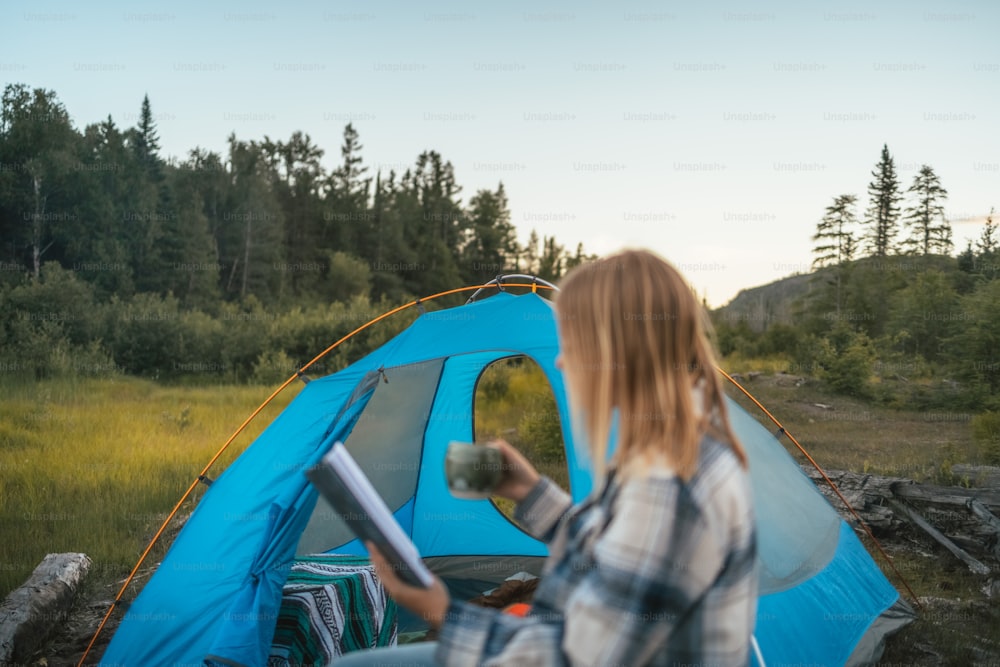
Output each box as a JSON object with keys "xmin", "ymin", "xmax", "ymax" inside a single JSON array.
[
  {"xmin": 0, "ymin": 84, "xmax": 590, "ymax": 306},
  {"xmin": 0, "ymin": 84, "xmax": 593, "ymax": 380}
]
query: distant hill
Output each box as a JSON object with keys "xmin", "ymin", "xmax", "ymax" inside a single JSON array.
[
  {"xmin": 712, "ymin": 269, "xmax": 830, "ymax": 333},
  {"xmin": 712, "ymin": 254, "xmax": 965, "ymax": 333}
]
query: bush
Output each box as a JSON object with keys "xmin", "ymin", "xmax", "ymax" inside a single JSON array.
[
  {"xmin": 478, "ymin": 360, "xmax": 512, "ymax": 401},
  {"xmin": 0, "ymin": 262, "xmax": 100, "ymax": 345},
  {"xmin": 794, "ymin": 326, "xmax": 874, "ymax": 398},
  {"xmin": 519, "ymin": 402, "xmax": 564, "ymax": 463},
  {"xmin": 104, "ymin": 293, "xmax": 184, "ymax": 378},
  {"xmin": 756, "ymin": 323, "xmax": 803, "ymax": 357},
  {"xmin": 0, "ymin": 263, "xmax": 110, "ymax": 379},
  {"xmin": 251, "ymin": 349, "xmax": 298, "ymax": 386},
  {"xmin": 971, "ymin": 411, "xmax": 1000, "ymax": 465},
  {"xmin": 323, "ymin": 251, "xmax": 371, "ymax": 302},
  {"xmin": 823, "ymin": 339, "xmax": 874, "ymax": 398},
  {"xmin": 217, "ymin": 297, "xmax": 273, "ymax": 381}
]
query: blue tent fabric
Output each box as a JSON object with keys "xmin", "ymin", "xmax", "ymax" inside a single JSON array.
[{"xmin": 100, "ymin": 291, "xmax": 911, "ymax": 667}]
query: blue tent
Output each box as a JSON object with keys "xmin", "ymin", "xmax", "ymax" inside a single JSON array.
[{"xmin": 100, "ymin": 290, "xmax": 913, "ymax": 666}]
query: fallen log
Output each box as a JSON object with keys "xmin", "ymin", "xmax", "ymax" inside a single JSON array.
[
  {"xmin": 966, "ymin": 499, "xmax": 1000, "ymax": 559},
  {"xmin": 0, "ymin": 553, "xmax": 91, "ymax": 663},
  {"xmin": 804, "ymin": 468, "xmax": 1000, "ymax": 512},
  {"xmin": 885, "ymin": 499, "xmax": 991, "ymax": 576},
  {"xmin": 802, "ymin": 467, "xmax": 1000, "ymax": 567},
  {"xmin": 803, "ymin": 468, "xmax": 911, "ymax": 528},
  {"xmin": 890, "ymin": 482, "xmax": 1000, "ymax": 512},
  {"xmin": 967, "ymin": 499, "xmax": 1000, "ymax": 533}
]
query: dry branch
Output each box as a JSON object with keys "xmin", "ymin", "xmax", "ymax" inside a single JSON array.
[{"xmin": 885, "ymin": 499, "xmax": 991, "ymax": 576}]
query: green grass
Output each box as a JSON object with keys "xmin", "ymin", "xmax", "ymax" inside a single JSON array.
[
  {"xmin": 0, "ymin": 376, "xmax": 300, "ymax": 598},
  {"xmin": 721, "ymin": 371, "xmax": 981, "ymax": 482}
]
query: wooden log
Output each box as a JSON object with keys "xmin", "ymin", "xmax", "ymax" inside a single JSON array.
[
  {"xmin": 891, "ymin": 482, "xmax": 1000, "ymax": 512},
  {"xmin": 0, "ymin": 552, "xmax": 91, "ymax": 663},
  {"xmin": 802, "ymin": 468, "xmax": 1000, "ymax": 511},
  {"xmin": 804, "ymin": 468, "xmax": 910, "ymax": 502},
  {"xmin": 967, "ymin": 499, "xmax": 1000, "ymax": 533},
  {"xmin": 886, "ymin": 499, "xmax": 991, "ymax": 576},
  {"xmin": 951, "ymin": 464, "xmax": 1000, "ymax": 488},
  {"xmin": 966, "ymin": 499, "xmax": 1000, "ymax": 559}
]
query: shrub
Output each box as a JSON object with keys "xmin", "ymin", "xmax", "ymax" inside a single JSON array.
[
  {"xmin": 795, "ymin": 326, "xmax": 874, "ymax": 398},
  {"xmin": 519, "ymin": 403, "xmax": 564, "ymax": 463},
  {"xmin": 104, "ymin": 292, "xmax": 184, "ymax": 378},
  {"xmin": 971, "ymin": 411, "xmax": 1000, "ymax": 465},
  {"xmin": 251, "ymin": 350, "xmax": 298, "ymax": 386},
  {"xmin": 824, "ymin": 339, "xmax": 874, "ymax": 398}
]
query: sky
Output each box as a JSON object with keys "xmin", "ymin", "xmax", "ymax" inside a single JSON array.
[{"xmin": 2, "ymin": 0, "xmax": 997, "ymax": 307}]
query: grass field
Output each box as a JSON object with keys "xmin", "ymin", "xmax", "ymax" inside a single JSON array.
[
  {"xmin": 721, "ymin": 372, "xmax": 984, "ymax": 483},
  {"xmin": 0, "ymin": 376, "xmax": 301, "ymax": 598},
  {"xmin": 3, "ymin": 359, "xmax": 998, "ymax": 664}
]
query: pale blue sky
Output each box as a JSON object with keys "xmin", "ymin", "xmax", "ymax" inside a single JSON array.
[{"xmin": 2, "ymin": 0, "xmax": 997, "ymax": 306}]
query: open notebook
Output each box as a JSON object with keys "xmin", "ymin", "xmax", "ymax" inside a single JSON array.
[{"xmin": 306, "ymin": 442, "xmax": 434, "ymax": 589}]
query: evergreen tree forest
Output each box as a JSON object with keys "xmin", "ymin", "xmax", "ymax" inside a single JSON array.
[
  {"xmin": 715, "ymin": 143, "xmax": 1000, "ymax": 426},
  {"xmin": 0, "ymin": 85, "xmax": 592, "ymax": 381}
]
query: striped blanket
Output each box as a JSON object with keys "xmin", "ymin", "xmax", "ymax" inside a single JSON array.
[{"xmin": 268, "ymin": 555, "xmax": 398, "ymax": 666}]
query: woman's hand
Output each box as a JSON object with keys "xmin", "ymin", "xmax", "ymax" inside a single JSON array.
[
  {"xmin": 366, "ymin": 542, "xmax": 450, "ymax": 630},
  {"xmin": 489, "ymin": 439, "xmax": 541, "ymax": 503}
]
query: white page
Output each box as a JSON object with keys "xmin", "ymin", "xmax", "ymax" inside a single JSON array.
[{"xmin": 324, "ymin": 442, "xmax": 434, "ymax": 587}]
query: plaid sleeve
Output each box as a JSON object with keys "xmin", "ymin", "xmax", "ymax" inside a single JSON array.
[{"xmin": 512, "ymin": 476, "xmax": 572, "ymax": 544}]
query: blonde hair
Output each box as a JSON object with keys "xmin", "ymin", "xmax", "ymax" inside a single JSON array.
[{"xmin": 555, "ymin": 248, "xmax": 746, "ymax": 481}]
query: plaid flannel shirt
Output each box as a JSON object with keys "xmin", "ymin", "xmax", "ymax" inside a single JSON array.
[{"xmin": 434, "ymin": 436, "xmax": 758, "ymax": 667}]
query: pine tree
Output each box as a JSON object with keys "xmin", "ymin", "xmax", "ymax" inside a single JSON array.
[
  {"xmin": 333, "ymin": 123, "xmax": 368, "ymax": 196},
  {"xmin": 134, "ymin": 94, "xmax": 161, "ymax": 175},
  {"xmin": 811, "ymin": 194, "xmax": 858, "ymax": 319},
  {"xmin": 564, "ymin": 242, "xmax": 597, "ymax": 271},
  {"xmin": 957, "ymin": 240, "xmax": 976, "ymax": 273},
  {"xmin": 537, "ymin": 236, "xmax": 565, "ymax": 282},
  {"xmin": 329, "ymin": 123, "xmax": 371, "ymax": 258},
  {"xmin": 461, "ymin": 182, "xmax": 518, "ymax": 284},
  {"xmin": 0, "ymin": 84, "xmax": 79, "ymax": 278},
  {"xmin": 902, "ymin": 165, "xmax": 950, "ymax": 255},
  {"xmin": 812, "ymin": 194, "xmax": 858, "ymax": 269},
  {"xmin": 263, "ymin": 131, "xmax": 324, "ymax": 297},
  {"xmin": 522, "ymin": 229, "xmax": 541, "ymax": 273},
  {"xmin": 975, "ymin": 207, "xmax": 998, "ymax": 280},
  {"xmin": 976, "ymin": 207, "xmax": 997, "ymax": 255},
  {"xmin": 862, "ymin": 144, "xmax": 902, "ymax": 257}
]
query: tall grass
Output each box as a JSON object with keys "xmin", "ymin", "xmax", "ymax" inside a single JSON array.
[{"xmin": 0, "ymin": 376, "xmax": 300, "ymax": 597}]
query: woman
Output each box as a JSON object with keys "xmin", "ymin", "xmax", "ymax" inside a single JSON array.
[{"xmin": 338, "ymin": 248, "xmax": 758, "ymax": 666}]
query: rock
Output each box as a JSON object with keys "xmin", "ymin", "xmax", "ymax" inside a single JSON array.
[{"xmin": 0, "ymin": 553, "xmax": 91, "ymax": 663}]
